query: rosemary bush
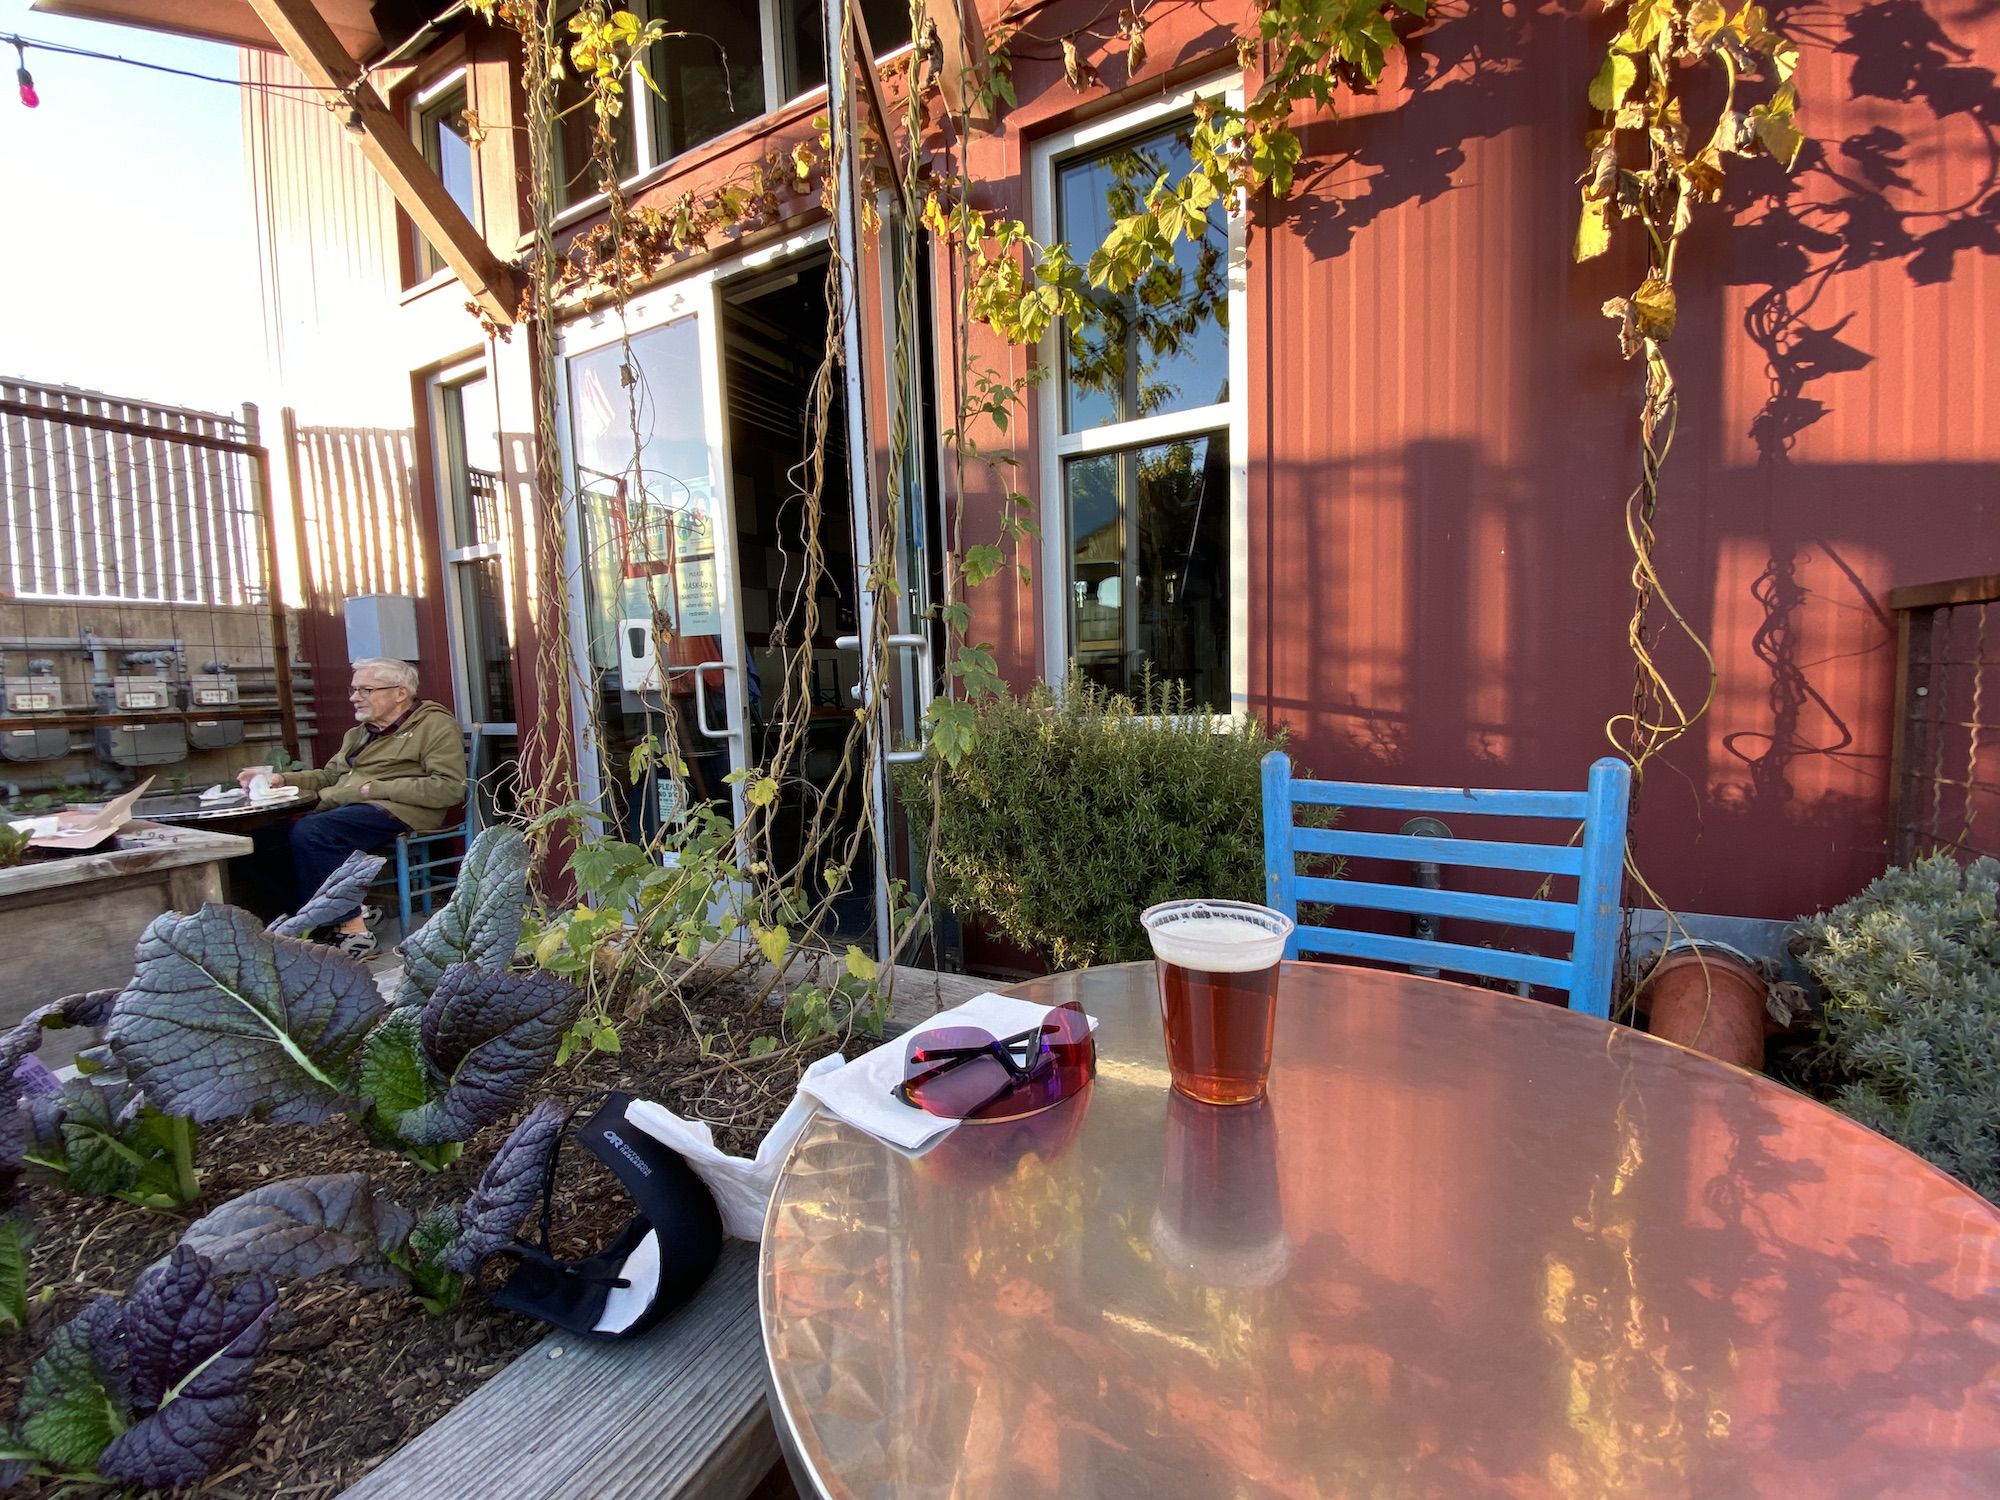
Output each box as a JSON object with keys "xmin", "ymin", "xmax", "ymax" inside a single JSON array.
[
  {"xmin": 1795, "ymin": 853, "xmax": 2000, "ymax": 1201},
  {"xmin": 898, "ymin": 676, "xmax": 1282, "ymax": 969}
]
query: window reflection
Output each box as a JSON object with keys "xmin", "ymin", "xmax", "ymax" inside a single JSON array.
[
  {"xmin": 1057, "ymin": 121, "xmax": 1230, "ymax": 433},
  {"xmin": 1065, "ymin": 433, "xmax": 1229, "ymax": 711}
]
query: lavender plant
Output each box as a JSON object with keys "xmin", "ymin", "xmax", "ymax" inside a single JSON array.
[{"xmin": 1796, "ymin": 854, "xmax": 2000, "ymax": 1200}]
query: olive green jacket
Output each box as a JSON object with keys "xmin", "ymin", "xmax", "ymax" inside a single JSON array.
[{"xmin": 290, "ymin": 700, "xmax": 467, "ymax": 833}]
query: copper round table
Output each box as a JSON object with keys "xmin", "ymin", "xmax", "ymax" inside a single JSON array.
[{"xmin": 759, "ymin": 962, "xmax": 2000, "ymax": 1499}]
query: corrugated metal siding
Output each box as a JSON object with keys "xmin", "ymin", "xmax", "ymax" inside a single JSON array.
[
  {"xmin": 238, "ymin": 50, "xmax": 407, "ymax": 420},
  {"xmin": 0, "ymin": 379, "xmax": 265, "ymax": 606},
  {"xmin": 239, "ymin": 54, "xmax": 450, "ymax": 758},
  {"xmin": 1244, "ymin": 0, "xmax": 2000, "ymax": 919}
]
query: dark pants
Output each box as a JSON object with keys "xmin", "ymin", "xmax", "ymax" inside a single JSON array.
[{"xmin": 246, "ymin": 803, "xmax": 409, "ymax": 924}]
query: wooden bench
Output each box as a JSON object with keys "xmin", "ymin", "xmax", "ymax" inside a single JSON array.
[
  {"xmin": 341, "ymin": 954, "xmax": 997, "ymax": 1499},
  {"xmin": 339, "ymin": 1243, "xmax": 778, "ymax": 1500}
]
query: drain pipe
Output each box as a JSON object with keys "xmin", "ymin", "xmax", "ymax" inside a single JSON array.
[{"xmin": 1401, "ymin": 816, "xmax": 1450, "ymax": 978}]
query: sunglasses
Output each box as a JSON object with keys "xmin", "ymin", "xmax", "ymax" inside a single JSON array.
[{"xmin": 896, "ymin": 1001, "xmax": 1095, "ymax": 1123}]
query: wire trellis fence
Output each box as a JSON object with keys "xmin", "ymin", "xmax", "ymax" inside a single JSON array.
[{"xmin": 1889, "ymin": 574, "xmax": 2000, "ymax": 866}]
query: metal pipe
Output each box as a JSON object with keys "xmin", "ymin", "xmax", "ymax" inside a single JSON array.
[{"xmin": 1400, "ymin": 815, "xmax": 1451, "ymax": 978}]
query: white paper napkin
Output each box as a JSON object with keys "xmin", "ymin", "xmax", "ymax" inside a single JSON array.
[
  {"xmin": 799, "ymin": 991, "xmax": 1097, "ymax": 1152},
  {"xmin": 199, "ymin": 784, "xmax": 246, "ymax": 804}
]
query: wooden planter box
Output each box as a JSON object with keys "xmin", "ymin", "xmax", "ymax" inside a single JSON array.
[{"xmin": 0, "ymin": 821, "xmax": 249, "ymax": 1065}]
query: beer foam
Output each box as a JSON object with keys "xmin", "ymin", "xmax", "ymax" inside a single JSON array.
[{"xmin": 1142, "ymin": 904, "xmax": 1291, "ymax": 971}]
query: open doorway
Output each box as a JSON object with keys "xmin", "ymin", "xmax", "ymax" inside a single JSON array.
[{"xmin": 719, "ymin": 252, "xmax": 876, "ymax": 939}]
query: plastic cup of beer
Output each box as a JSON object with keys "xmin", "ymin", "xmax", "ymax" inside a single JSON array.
[{"xmin": 1140, "ymin": 899, "xmax": 1294, "ymax": 1106}]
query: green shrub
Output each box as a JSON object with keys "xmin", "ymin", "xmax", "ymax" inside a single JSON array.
[
  {"xmin": 1795, "ymin": 853, "xmax": 2000, "ymax": 1200},
  {"xmin": 896, "ymin": 675, "xmax": 1283, "ymax": 969}
]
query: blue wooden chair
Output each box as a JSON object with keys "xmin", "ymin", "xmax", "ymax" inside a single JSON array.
[
  {"xmin": 1260, "ymin": 752, "xmax": 1632, "ymax": 1017},
  {"xmin": 389, "ymin": 728, "xmax": 481, "ymax": 932}
]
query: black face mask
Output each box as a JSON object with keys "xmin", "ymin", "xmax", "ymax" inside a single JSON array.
[{"xmin": 480, "ymin": 1092, "xmax": 723, "ymax": 1341}]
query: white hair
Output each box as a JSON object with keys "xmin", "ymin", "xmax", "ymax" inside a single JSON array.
[{"xmin": 351, "ymin": 657, "xmax": 419, "ymax": 694}]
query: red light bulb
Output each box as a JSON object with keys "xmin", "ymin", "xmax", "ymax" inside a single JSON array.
[{"xmin": 15, "ymin": 64, "xmax": 35, "ymax": 109}]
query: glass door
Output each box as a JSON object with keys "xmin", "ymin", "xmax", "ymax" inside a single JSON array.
[
  {"xmin": 559, "ymin": 291, "xmax": 750, "ymax": 842},
  {"xmin": 431, "ymin": 364, "xmax": 519, "ymax": 823}
]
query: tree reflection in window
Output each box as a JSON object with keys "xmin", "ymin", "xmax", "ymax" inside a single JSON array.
[{"xmin": 1057, "ymin": 122, "xmax": 1230, "ymax": 432}]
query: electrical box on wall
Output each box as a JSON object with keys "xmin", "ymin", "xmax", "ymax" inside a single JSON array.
[
  {"xmin": 111, "ymin": 675, "xmax": 172, "ymax": 712},
  {"xmin": 188, "ymin": 672, "xmax": 239, "ymax": 709},
  {"xmin": 345, "ymin": 595, "xmax": 421, "ymax": 662},
  {"xmin": 2, "ymin": 728, "xmax": 69, "ymax": 763},
  {"xmin": 97, "ymin": 722, "xmax": 188, "ymax": 766},
  {"xmin": 618, "ymin": 617, "xmax": 660, "ymax": 692},
  {"xmin": 3, "ymin": 678, "xmax": 61, "ymax": 715}
]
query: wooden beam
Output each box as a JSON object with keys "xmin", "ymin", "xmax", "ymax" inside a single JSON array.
[
  {"xmin": 243, "ymin": 0, "xmax": 519, "ymax": 327},
  {"xmin": 1888, "ymin": 574, "xmax": 2000, "ymax": 613},
  {"xmin": 920, "ymin": 0, "xmax": 994, "ymax": 131},
  {"xmin": 846, "ymin": 2, "xmax": 906, "ymax": 196}
]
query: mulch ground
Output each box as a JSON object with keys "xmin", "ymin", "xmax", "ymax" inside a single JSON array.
[{"xmin": 3, "ymin": 962, "xmax": 863, "ymax": 1499}]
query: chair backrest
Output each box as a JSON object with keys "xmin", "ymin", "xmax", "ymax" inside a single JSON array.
[
  {"xmin": 1261, "ymin": 752, "xmax": 1632, "ymax": 1017},
  {"xmin": 461, "ymin": 725, "xmax": 483, "ymax": 832}
]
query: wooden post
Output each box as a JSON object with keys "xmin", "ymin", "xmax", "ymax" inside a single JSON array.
[
  {"xmin": 243, "ymin": 0, "xmax": 519, "ymax": 327},
  {"xmin": 243, "ymin": 404, "xmax": 302, "ymax": 763}
]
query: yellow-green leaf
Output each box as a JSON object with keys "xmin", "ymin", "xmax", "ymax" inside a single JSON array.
[
  {"xmin": 1749, "ymin": 99, "xmax": 1804, "ymax": 170},
  {"xmin": 1632, "ymin": 275, "xmax": 1677, "ymax": 340},
  {"xmin": 1588, "ymin": 52, "xmax": 1637, "ymax": 112},
  {"xmin": 1574, "ymin": 199, "xmax": 1613, "ymax": 262},
  {"xmin": 843, "ymin": 945, "xmax": 879, "ymax": 982},
  {"xmin": 753, "ymin": 922, "xmax": 790, "ymax": 966},
  {"xmin": 747, "ymin": 776, "xmax": 779, "ymax": 808},
  {"xmin": 534, "ymin": 926, "xmax": 570, "ymax": 966}
]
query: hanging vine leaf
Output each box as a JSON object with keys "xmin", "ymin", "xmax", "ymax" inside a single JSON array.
[{"xmin": 1589, "ymin": 52, "xmax": 1638, "ymax": 111}]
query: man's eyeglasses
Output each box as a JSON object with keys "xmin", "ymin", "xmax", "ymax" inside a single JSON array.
[
  {"xmin": 896, "ymin": 1001, "xmax": 1094, "ymax": 1123},
  {"xmin": 348, "ymin": 685, "xmax": 398, "ymax": 699}
]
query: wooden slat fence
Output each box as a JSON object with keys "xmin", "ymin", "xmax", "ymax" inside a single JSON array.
[{"xmin": 0, "ymin": 379, "xmax": 268, "ymax": 607}]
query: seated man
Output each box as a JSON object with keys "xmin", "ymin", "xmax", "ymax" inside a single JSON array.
[{"xmin": 244, "ymin": 657, "xmax": 467, "ymax": 958}]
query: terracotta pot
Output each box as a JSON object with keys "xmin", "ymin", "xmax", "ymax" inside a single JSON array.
[{"xmin": 1641, "ymin": 947, "xmax": 1769, "ymax": 1072}]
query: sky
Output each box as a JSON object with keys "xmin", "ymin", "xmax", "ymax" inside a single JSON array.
[{"xmin": 0, "ymin": 0, "xmax": 268, "ymax": 413}]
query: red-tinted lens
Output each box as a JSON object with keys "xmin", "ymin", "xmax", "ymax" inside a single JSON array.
[
  {"xmin": 902, "ymin": 1025, "xmax": 1016, "ymax": 1119},
  {"xmin": 963, "ymin": 1002, "xmax": 1095, "ymax": 1122}
]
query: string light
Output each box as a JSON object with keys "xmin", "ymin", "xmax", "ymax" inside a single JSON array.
[
  {"xmin": 2, "ymin": 31, "xmax": 340, "ymax": 105},
  {"xmin": 13, "ymin": 40, "xmax": 36, "ymax": 109}
]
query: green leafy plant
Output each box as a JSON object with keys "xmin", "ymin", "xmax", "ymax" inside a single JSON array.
[
  {"xmin": 0, "ymin": 1245, "xmax": 277, "ymax": 1489},
  {"xmin": 1, "ymin": 991, "xmax": 199, "ymax": 1210},
  {"xmin": 897, "ymin": 675, "xmax": 1283, "ymax": 969},
  {"xmin": 102, "ymin": 829, "xmax": 581, "ymax": 1171},
  {"xmin": 21, "ymin": 1075, "xmax": 201, "ymax": 1210},
  {"xmin": 0, "ymin": 824, "xmax": 31, "ymax": 868},
  {"xmin": 1795, "ymin": 854, "xmax": 2000, "ymax": 1201},
  {"xmin": 175, "ymin": 1099, "xmax": 565, "ymax": 1315}
]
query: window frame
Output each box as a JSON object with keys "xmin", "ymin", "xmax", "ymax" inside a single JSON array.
[
  {"xmin": 544, "ymin": 2, "xmax": 914, "ymax": 229},
  {"xmin": 427, "ymin": 358, "xmax": 517, "ymax": 734},
  {"xmin": 410, "ymin": 68, "xmax": 478, "ymax": 284},
  {"xmin": 1031, "ymin": 79, "xmax": 1251, "ymax": 720}
]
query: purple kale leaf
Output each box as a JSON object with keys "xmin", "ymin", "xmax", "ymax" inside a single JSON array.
[
  {"xmin": 393, "ymin": 827, "xmax": 529, "ymax": 1008},
  {"xmin": 106, "ymin": 906, "xmax": 383, "ymax": 1125},
  {"xmin": 445, "ymin": 1098, "xmax": 567, "ymax": 1273},
  {"xmin": 175, "ymin": 1174, "xmax": 414, "ymax": 1289},
  {"xmin": 270, "ymin": 851, "xmax": 387, "ymax": 939},
  {"xmin": 94, "ymin": 1247, "xmax": 277, "ymax": 1490},
  {"xmin": 1, "ymin": 988, "xmax": 117, "ymax": 1075},
  {"xmin": 392, "ymin": 966, "xmax": 582, "ymax": 1147}
]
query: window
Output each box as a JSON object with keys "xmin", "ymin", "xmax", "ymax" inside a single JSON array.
[
  {"xmin": 413, "ymin": 76, "xmax": 477, "ymax": 279},
  {"xmin": 552, "ymin": 0, "xmax": 912, "ymax": 211},
  {"xmin": 433, "ymin": 368, "xmax": 521, "ymax": 819},
  {"xmin": 1037, "ymin": 96, "xmax": 1246, "ymax": 715}
]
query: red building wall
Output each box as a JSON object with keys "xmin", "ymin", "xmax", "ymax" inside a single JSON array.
[{"xmin": 953, "ymin": 0, "xmax": 2000, "ymax": 922}]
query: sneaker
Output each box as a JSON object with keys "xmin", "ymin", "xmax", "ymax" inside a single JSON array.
[
  {"xmin": 358, "ymin": 903, "xmax": 385, "ymax": 930},
  {"xmin": 328, "ymin": 929, "xmax": 378, "ymax": 960}
]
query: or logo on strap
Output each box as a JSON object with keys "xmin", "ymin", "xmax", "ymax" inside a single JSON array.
[{"xmin": 600, "ymin": 1130, "xmax": 653, "ymax": 1177}]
